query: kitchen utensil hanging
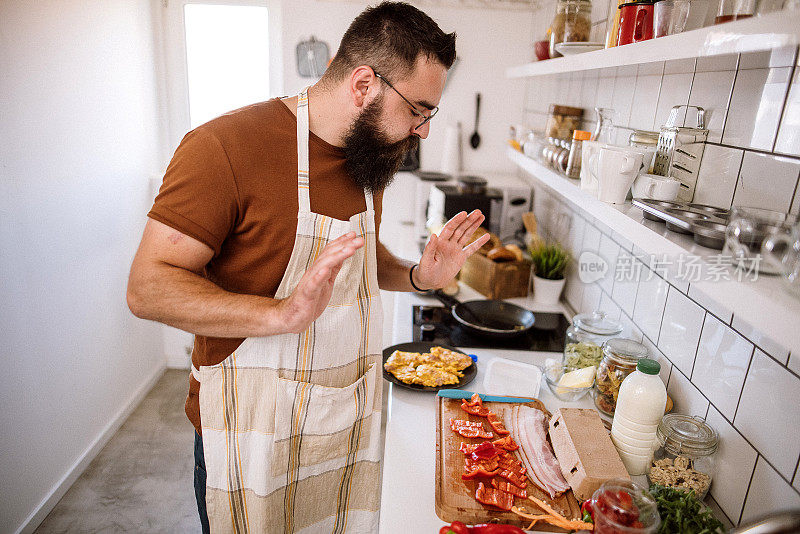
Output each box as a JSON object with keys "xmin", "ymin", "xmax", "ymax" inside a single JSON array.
[
  {"xmin": 296, "ymin": 36, "xmax": 330, "ymax": 78},
  {"xmin": 469, "ymin": 93, "xmax": 482, "ymax": 149},
  {"xmin": 652, "ymin": 105, "xmax": 708, "ymax": 202}
]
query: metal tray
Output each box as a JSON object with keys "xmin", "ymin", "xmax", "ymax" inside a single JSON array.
[{"xmin": 633, "ymin": 198, "xmax": 730, "ymax": 237}]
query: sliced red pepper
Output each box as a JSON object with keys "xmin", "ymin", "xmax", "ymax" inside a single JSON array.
[
  {"xmin": 486, "ymin": 412, "xmax": 510, "ymax": 435},
  {"xmin": 461, "ymin": 399, "xmax": 490, "ymax": 416},
  {"xmin": 462, "ymin": 466, "xmax": 500, "ymax": 480},
  {"xmin": 459, "ymin": 442, "xmax": 478, "ymax": 455},
  {"xmin": 450, "ymin": 419, "xmax": 493, "ymax": 439},
  {"xmin": 471, "ymin": 441, "xmax": 501, "ymax": 460},
  {"xmin": 491, "ymin": 435, "xmax": 519, "ymax": 451},
  {"xmin": 496, "ymin": 454, "xmax": 525, "ymax": 474},
  {"xmin": 475, "ymin": 481, "xmax": 514, "ymax": 511},
  {"xmin": 465, "ymin": 456, "xmax": 499, "ymax": 472},
  {"xmin": 464, "ymin": 392, "xmax": 484, "ymax": 406},
  {"xmin": 497, "ymin": 468, "xmax": 527, "ymax": 489},
  {"xmin": 491, "ymin": 477, "xmax": 528, "ymax": 499}
]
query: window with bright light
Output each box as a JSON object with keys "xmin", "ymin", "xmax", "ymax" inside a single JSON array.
[{"xmin": 183, "ymin": 4, "xmax": 270, "ymax": 128}]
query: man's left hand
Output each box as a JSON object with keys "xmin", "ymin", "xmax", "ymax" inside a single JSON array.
[{"xmin": 414, "ymin": 210, "xmax": 491, "ymax": 290}]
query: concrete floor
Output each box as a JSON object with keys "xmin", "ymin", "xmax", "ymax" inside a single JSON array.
[{"xmin": 36, "ymin": 369, "xmax": 200, "ymax": 533}]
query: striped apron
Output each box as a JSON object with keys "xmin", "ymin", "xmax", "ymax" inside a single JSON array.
[{"xmin": 193, "ymin": 87, "xmax": 383, "ymax": 533}]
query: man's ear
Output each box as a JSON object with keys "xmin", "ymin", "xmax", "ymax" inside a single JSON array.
[{"xmin": 349, "ymin": 65, "xmax": 377, "ymax": 108}]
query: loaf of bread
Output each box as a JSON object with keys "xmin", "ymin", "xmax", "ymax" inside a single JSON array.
[{"xmin": 487, "ymin": 246, "xmax": 516, "ymax": 262}]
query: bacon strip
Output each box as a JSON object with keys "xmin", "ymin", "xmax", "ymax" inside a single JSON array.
[{"xmin": 515, "ymin": 406, "xmax": 569, "ymax": 499}]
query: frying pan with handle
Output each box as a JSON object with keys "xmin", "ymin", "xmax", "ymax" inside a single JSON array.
[{"xmin": 432, "ymin": 290, "xmax": 535, "ymax": 338}]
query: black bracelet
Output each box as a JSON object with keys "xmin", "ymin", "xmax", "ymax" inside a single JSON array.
[{"xmin": 409, "ymin": 264, "xmax": 428, "ymax": 292}]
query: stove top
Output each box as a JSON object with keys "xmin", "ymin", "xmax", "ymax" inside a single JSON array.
[{"xmin": 411, "ymin": 305, "xmax": 569, "ymax": 352}]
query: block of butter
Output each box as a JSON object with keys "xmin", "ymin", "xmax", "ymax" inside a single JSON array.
[{"xmin": 548, "ymin": 408, "xmax": 630, "ymax": 501}]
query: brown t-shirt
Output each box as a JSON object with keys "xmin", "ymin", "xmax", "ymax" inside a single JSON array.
[{"xmin": 147, "ymin": 98, "xmax": 383, "ymax": 434}]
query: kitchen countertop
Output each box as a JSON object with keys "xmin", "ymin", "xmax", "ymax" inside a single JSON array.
[
  {"xmin": 378, "ymin": 283, "xmax": 733, "ymax": 533},
  {"xmin": 378, "ymin": 285, "xmax": 590, "ymax": 534}
]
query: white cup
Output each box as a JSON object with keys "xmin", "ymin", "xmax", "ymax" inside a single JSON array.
[
  {"xmin": 631, "ymin": 172, "xmax": 681, "ymax": 201},
  {"xmin": 597, "ymin": 147, "xmax": 643, "ymax": 204}
]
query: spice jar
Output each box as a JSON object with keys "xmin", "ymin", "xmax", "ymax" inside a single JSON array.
[
  {"xmin": 648, "ymin": 414, "xmax": 718, "ymax": 499},
  {"xmin": 545, "ymin": 105, "xmax": 584, "ymax": 140},
  {"xmin": 563, "ymin": 311, "xmax": 623, "ymax": 369},
  {"xmin": 549, "ymin": 0, "xmax": 593, "ymax": 57},
  {"xmin": 594, "ymin": 338, "xmax": 648, "ymax": 416},
  {"xmin": 566, "ymin": 129, "xmax": 591, "ymax": 178}
]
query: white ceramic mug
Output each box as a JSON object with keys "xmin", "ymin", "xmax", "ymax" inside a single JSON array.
[
  {"xmin": 631, "ymin": 172, "xmax": 681, "ymax": 201},
  {"xmin": 597, "ymin": 147, "xmax": 644, "ymax": 204}
]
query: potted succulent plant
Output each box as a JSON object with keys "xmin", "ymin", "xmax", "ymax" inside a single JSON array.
[{"xmin": 529, "ymin": 241, "xmax": 570, "ymax": 304}]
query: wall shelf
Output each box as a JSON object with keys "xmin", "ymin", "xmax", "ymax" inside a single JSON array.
[
  {"xmin": 507, "ymin": 147, "xmax": 800, "ymax": 356},
  {"xmin": 506, "ymin": 10, "xmax": 800, "ymax": 78}
]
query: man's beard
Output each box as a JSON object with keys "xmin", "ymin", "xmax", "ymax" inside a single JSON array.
[{"xmin": 342, "ymin": 94, "xmax": 419, "ymax": 193}]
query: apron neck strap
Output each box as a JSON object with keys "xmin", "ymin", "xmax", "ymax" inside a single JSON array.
[{"xmin": 295, "ymin": 87, "xmax": 374, "ymax": 215}]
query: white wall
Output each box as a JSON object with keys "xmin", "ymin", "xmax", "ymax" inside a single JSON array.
[
  {"xmin": 281, "ymin": 0, "xmax": 534, "ymax": 174},
  {"xmin": 0, "ymin": 2, "xmax": 166, "ymax": 533}
]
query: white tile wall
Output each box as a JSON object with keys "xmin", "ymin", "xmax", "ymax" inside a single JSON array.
[
  {"xmin": 741, "ymin": 457, "xmax": 800, "ymax": 523},
  {"xmin": 775, "ymin": 68, "xmax": 800, "ymax": 156},
  {"xmin": 688, "ymin": 312, "xmax": 754, "ymax": 420},
  {"xmin": 667, "ymin": 366, "xmax": 709, "ymax": 417},
  {"xmin": 734, "ymin": 349, "xmax": 800, "ymax": 479},
  {"xmin": 524, "ymin": 39, "xmax": 800, "ymax": 523},
  {"xmin": 706, "ymin": 405, "xmax": 759, "ymax": 522},
  {"xmin": 723, "ymin": 67, "xmax": 793, "ymax": 151},
  {"xmin": 688, "ymin": 70, "xmax": 736, "ymax": 143},
  {"xmin": 693, "ymin": 144, "xmax": 744, "ymax": 208},
  {"xmin": 658, "ymin": 286, "xmax": 706, "ymax": 375},
  {"xmin": 733, "ymin": 152, "xmax": 800, "ymax": 213}
]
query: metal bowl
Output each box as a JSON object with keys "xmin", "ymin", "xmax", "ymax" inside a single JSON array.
[
  {"xmin": 691, "ymin": 219, "xmax": 727, "ymax": 249},
  {"xmin": 664, "ymin": 208, "xmax": 712, "ymax": 234}
]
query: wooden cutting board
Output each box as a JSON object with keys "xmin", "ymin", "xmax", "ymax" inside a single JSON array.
[{"xmin": 435, "ymin": 396, "xmax": 581, "ymax": 531}]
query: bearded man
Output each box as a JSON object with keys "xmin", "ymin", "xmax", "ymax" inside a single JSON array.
[{"xmin": 126, "ymin": 2, "xmax": 489, "ymax": 532}]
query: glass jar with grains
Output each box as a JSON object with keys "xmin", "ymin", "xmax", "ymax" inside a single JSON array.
[
  {"xmin": 594, "ymin": 338, "xmax": 648, "ymax": 416},
  {"xmin": 545, "ymin": 105, "xmax": 584, "ymax": 141},
  {"xmin": 563, "ymin": 311, "xmax": 623, "ymax": 370},
  {"xmin": 549, "ymin": 0, "xmax": 593, "ymax": 57},
  {"xmin": 648, "ymin": 414, "xmax": 718, "ymax": 500}
]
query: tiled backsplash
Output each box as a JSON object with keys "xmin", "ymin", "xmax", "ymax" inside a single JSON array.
[
  {"xmin": 530, "ymin": 183, "xmax": 800, "ymax": 524},
  {"xmin": 521, "ymin": 15, "xmax": 800, "ymax": 212}
]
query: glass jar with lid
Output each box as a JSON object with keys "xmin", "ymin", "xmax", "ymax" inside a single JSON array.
[
  {"xmin": 563, "ymin": 311, "xmax": 623, "ymax": 369},
  {"xmin": 549, "ymin": 0, "xmax": 593, "ymax": 57},
  {"xmin": 648, "ymin": 414, "xmax": 718, "ymax": 499},
  {"xmin": 594, "ymin": 338, "xmax": 648, "ymax": 416}
]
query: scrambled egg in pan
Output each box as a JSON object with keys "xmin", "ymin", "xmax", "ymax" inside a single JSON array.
[{"xmin": 384, "ymin": 346, "xmax": 473, "ymax": 387}]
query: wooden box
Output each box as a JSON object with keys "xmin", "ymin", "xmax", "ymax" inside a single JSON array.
[
  {"xmin": 459, "ymin": 253, "xmax": 531, "ymax": 299},
  {"xmin": 548, "ymin": 408, "xmax": 631, "ymax": 501}
]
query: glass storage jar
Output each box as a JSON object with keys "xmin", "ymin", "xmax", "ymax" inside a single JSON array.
[
  {"xmin": 549, "ymin": 0, "xmax": 593, "ymax": 57},
  {"xmin": 594, "ymin": 338, "xmax": 648, "ymax": 416},
  {"xmin": 563, "ymin": 311, "xmax": 623, "ymax": 369},
  {"xmin": 545, "ymin": 104, "xmax": 584, "ymax": 140},
  {"xmin": 648, "ymin": 414, "xmax": 718, "ymax": 499}
]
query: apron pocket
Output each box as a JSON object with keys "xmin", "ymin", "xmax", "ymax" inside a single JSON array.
[{"xmin": 272, "ymin": 363, "xmax": 378, "ymax": 476}]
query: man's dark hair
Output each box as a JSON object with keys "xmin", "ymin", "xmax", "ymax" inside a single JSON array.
[{"xmin": 322, "ymin": 1, "xmax": 456, "ymax": 84}]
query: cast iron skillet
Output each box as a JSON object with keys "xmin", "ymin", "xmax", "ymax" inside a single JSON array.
[{"xmin": 432, "ymin": 290, "xmax": 535, "ymax": 338}]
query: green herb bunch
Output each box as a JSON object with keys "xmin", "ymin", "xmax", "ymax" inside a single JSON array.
[
  {"xmin": 529, "ymin": 241, "xmax": 570, "ymax": 281},
  {"xmin": 649, "ymin": 484, "xmax": 725, "ymax": 534}
]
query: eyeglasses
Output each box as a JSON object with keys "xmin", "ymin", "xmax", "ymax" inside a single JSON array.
[{"xmin": 373, "ymin": 71, "xmax": 439, "ymax": 131}]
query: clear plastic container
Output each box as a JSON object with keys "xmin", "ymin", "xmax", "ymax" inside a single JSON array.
[
  {"xmin": 648, "ymin": 414, "xmax": 718, "ymax": 499},
  {"xmin": 483, "ymin": 357, "xmax": 542, "ymax": 398},
  {"xmin": 563, "ymin": 311, "xmax": 623, "ymax": 369},
  {"xmin": 594, "ymin": 338, "xmax": 648, "ymax": 416},
  {"xmin": 590, "ymin": 479, "xmax": 661, "ymax": 533}
]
